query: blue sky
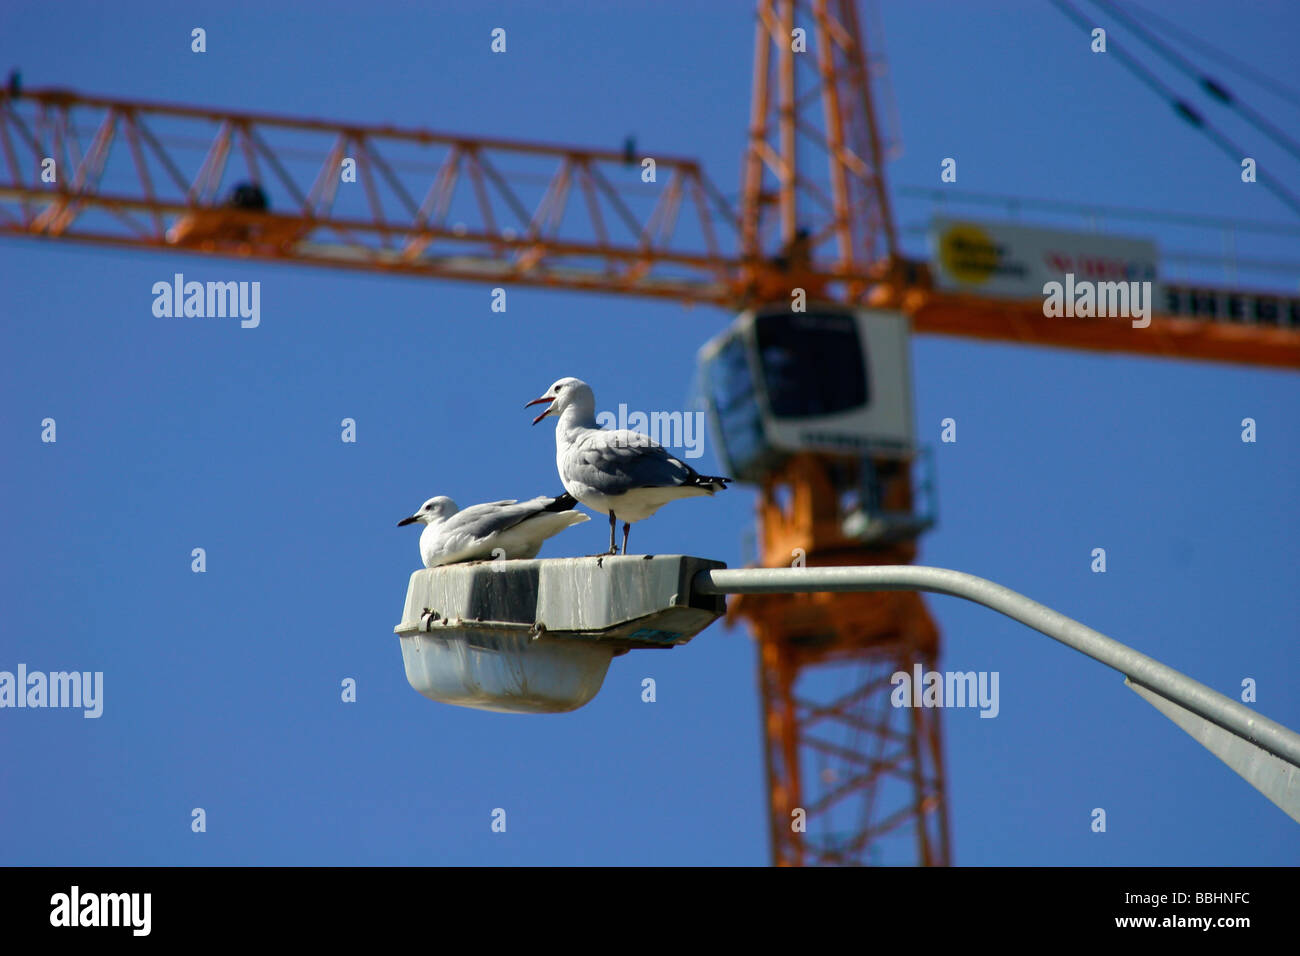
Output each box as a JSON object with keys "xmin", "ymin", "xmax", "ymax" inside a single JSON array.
[{"xmin": 1, "ymin": 1, "xmax": 1297, "ymax": 865}]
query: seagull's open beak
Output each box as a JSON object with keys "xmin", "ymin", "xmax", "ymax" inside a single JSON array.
[
  {"xmin": 397, "ymin": 515, "xmax": 420, "ymax": 527},
  {"xmin": 525, "ymin": 395, "xmax": 553, "ymax": 425}
]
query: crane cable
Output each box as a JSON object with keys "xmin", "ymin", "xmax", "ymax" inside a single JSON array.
[
  {"xmin": 1118, "ymin": 0, "xmax": 1300, "ymax": 112},
  {"xmin": 1091, "ymin": 0, "xmax": 1300, "ymax": 164},
  {"xmin": 1047, "ymin": 0, "xmax": 1300, "ymax": 219}
]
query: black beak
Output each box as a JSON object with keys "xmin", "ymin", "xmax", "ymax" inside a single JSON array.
[
  {"xmin": 525, "ymin": 395, "xmax": 553, "ymax": 425},
  {"xmin": 397, "ymin": 516, "xmax": 419, "ymax": 527}
]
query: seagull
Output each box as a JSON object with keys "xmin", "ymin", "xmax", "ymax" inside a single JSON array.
[
  {"xmin": 397, "ymin": 493, "xmax": 589, "ymax": 568},
  {"xmin": 526, "ymin": 377, "xmax": 731, "ymax": 555}
]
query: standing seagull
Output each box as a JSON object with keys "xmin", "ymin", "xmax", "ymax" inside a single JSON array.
[
  {"xmin": 397, "ymin": 493, "xmax": 588, "ymax": 568},
  {"xmin": 526, "ymin": 377, "xmax": 731, "ymax": 554}
]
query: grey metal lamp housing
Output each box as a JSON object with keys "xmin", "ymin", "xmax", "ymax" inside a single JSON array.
[{"xmin": 393, "ymin": 555, "xmax": 726, "ymax": 714}]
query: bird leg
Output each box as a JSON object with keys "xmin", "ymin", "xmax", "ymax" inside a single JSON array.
[
  {"xmin": 608, "ymin": 512, "xmax": 619, "ymax": 555},
  {"xmin": 622, "ymin": 522, "xmax": 631, "ymax": 555}
]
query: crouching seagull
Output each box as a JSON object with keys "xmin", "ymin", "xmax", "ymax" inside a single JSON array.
[
  {"xmin": 398, "ymin": 493, "xmax": 589, "ymax": 568},
  {"xmin": 525, "ymin": 376, "xmax": 731, "ymax": 554}
]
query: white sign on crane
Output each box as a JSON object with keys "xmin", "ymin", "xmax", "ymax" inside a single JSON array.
[{"xmin": 929, "ymin": 218, "xmax": 1161, "ymax": 303}]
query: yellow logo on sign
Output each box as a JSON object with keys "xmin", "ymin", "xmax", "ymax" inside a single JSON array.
[{"xmin": 938, "ymin": 223, "xmax": 1000, "ymax": 285}]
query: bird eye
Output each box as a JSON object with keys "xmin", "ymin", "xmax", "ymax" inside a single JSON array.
[{"xmin": 556, "ymin": 383, "xmax": 565, "ymax": 391}]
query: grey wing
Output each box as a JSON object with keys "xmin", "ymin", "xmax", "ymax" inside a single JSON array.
[
  {"xmin": 572, "ymin": 431, "xmax": 696, "ymax": 496},
  {"xmin": 446, "ymin": 497, "xmax": 555, "ymax": 540}
]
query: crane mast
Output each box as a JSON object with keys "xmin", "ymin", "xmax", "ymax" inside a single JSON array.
[{"xmin": 733, "ymin": 0, "xmax": 947, "ymax": 866}]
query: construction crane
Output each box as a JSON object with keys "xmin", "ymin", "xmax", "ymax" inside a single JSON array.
[{"xmin": 2, "ymin": 1, "xmax": 1297, "ymax": 866}]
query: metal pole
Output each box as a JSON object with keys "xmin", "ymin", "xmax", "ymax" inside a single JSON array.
[{"xmin": 693, "ymin": 565, "xmax": 1300, "ymax": 769}]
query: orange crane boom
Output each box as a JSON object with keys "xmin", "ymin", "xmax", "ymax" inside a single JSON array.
[{"xmin": 3, "ymin": 86, "xmax": 1298, "ymax": 368}]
